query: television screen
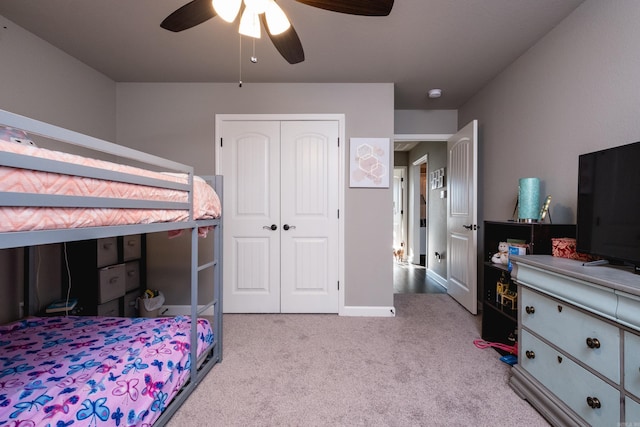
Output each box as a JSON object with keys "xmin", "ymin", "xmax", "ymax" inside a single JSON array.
[{"xmin": 577, "ymin": 141, "xmax": 640, "ymax": 271}]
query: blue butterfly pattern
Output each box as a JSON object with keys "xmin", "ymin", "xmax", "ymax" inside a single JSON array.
[
  {"xmin": 76, "ymin": 397, "xmax": 109, "ymax": 424},
  {"xmin": 0, "ymin": 315, "xmax": 212, "ymax": 426}
]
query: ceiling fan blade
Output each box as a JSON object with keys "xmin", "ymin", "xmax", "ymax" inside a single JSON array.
[
  {"xmin": 160, "ymin": 0, "xmax": 217, "ymax": 32},
  {"xmin": 260, "ymin": 14, "xmax": 305, "ymax": 64},
  {"xmin": 295, "ymin": 0, "xmax": 393, "ymax": 16}
]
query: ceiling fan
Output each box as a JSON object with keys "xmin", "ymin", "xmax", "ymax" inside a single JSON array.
[{"xmin": 160, "ymin": 0, "xmax": 394, "ymax": 64}]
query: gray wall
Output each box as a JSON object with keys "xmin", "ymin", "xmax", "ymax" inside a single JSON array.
[
  {"xmin": 460, "ymin": 1, "xmax": 640, "ymax": 226},
  {"xmin": 0, "ymin": 15, "xmax": 116, "ymax": 140},
  {"xmin": 395, "ymin": 110, "xmax": 458, "ymax": 134},
  {"xmin": 115, "ymin": 83, "xmax": 395, "ymax": 308},
  {"xmin": 0, "ymin": 14, "xmax": 116, "ymax": 323}
]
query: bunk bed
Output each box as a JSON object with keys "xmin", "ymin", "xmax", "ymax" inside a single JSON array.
[{"xmin": 0, "ymin": 109, "xmax": 223, "ymax": 426}]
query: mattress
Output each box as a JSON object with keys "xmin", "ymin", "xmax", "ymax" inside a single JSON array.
[
  {"xmin": 0, "ymin": 140, "xmax": 221, "ymax": 233},
  {"xmin": 0, "ymin": 315, "xmax": 214, "ymax": 426}
]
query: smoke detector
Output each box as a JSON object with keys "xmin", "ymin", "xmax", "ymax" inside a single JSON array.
[{"xmin": 428, "ymin": 89, "xmax": 442, "ymax": 99}]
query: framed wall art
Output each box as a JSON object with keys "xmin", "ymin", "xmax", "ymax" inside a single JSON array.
[
  {"xmin": 430, "ymin": 167, "xmax": 445, "ymax": 189},
  {"xmin": 349, "ymin": 137, "xmax": 390, "ymax": 188}
]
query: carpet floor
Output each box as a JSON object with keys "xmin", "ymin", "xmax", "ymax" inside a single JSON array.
[{"xmin": 167, "ymin": 293, "xmax": 549, "ymax": 426}]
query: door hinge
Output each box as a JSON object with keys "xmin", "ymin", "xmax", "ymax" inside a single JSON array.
[
  {"xmin": 337, "ymin": 137, "xmax": 340, "ymax": 147},
  {"xmin": 337, "ymin": 209, "xmax": 340, "ymax": 219},
  {"xmin": 337, "ymin": 281, "xmax": 340, "ymax": 290},
  {"xmin": 220, "ymin": 138, "xmax": 223, "ymax": 147}
]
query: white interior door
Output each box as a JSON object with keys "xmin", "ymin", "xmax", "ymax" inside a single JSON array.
[
  {"xmin": 219, "ymin": 121, "xmax": 281, "ymax": 313},
  {"xmin": 446, "ymin": 120, "xmax": 478, "ymax": 314},
  {"xmin": 218, "ymin": 118, "xmax": 339, "ymax": 313},
  {"xmin": 280, "ymin": 121, "xmax": 339, "ymax": 313}
]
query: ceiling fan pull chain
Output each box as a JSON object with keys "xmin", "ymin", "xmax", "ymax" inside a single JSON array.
[
  {"xmin": 238, "ymin": 34, "xmax": 243, "ymax": 87},
  {"xmin": 251, "ymin": 38, "xmax": 258, "ymax": 63}
]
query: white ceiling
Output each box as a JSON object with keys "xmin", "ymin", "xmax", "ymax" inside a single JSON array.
[{"xmin": 0, "ymin": 0, "xmax": 583, "ymax": 110}]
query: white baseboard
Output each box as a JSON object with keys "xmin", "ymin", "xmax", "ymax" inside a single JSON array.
[
  {"xmin": 164, "ymin": 304, "xmax": 395, "ymax": 317},
  {"xmin": 341, "ymin": 306, "xmax": 396, "ymax": 317},
  {"xmin": 159, "ymin": 305, "xmax": 215, "ymax": 317},
  {"xmin": 426, "ymin": 269, "xmax": 448, "ymax": 289}
]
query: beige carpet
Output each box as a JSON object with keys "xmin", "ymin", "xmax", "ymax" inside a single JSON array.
[{"xmin": 167, "ymin": 294, "xmax": 549, "ymax": 426}]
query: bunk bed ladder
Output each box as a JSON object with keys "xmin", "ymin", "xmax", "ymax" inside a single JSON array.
[{"xmin": 153, "ymin": 176, "xmax": 223, "ymax": 427}]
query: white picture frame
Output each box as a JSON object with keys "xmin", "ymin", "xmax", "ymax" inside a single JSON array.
[
  {"xmin": 349, "ymin": 137, "xmax": 390, "ymax": 188},
  {"xmin": 430, "ymin": 168, "xmax": 445, "ymax": 189}
]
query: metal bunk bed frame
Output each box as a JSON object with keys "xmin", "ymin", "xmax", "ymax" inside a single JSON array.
[{"xmin": 0, "ymin": 109, "xmax": 223, "ymax": 426}]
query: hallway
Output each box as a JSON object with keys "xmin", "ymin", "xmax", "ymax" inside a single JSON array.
[{"xmin": 393, "ymin": 262, "xmax": 446, "ymax": 294}]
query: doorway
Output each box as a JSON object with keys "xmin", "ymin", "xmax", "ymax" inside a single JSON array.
[{"xmin": 393, "ymin": 135, "xmax": 451, "ymax": 294}]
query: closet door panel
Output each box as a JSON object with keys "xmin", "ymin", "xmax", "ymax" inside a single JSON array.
[
  {"xmin": 280, "ymin": 121, "xmax": 339, "ymax": 313},
  {"xmin": 220, "ymin": 121, "xmax": 281, "ymax": 313}
]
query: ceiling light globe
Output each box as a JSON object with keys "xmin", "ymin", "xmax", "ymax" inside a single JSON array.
[
  {"xmin": 213, "ymin": 0, "xmax": 242, "ymax": 23},
  {"xmin": 265, "ymin": 1, "xmax": 290, "ymax": 35},
  {"xmin": 239, "ymin": 9, "xmax": 261, "ymax": 38},
  {"xmin": 244, "ymin": 0, "xmax": 270, "ymax": 14}
]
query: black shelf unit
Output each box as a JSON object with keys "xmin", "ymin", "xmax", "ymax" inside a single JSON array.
[
  {"xmin": 63, "ymin": 235, "xmax": 146, "ymax": 316},
  {"xmin": 481, "ymin": 221, "xmax": 575, "ymax": 350}
]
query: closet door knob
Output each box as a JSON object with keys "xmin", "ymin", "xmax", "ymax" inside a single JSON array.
[
  {"xmin": 283, "ymin": 224, "xmax": 296, "ymax": 231},
  {"xmin": 263, "ymin": 224, "xmax": 278, "ymax": 230},
  {"xmin": 525, "ymin": 306, "xmax": 535, "ymax": 314},
  {"xmin": 525, "ymin": 350, "xmax": 535, "ymax": 359},
  {"xmin": 586, "ymin": 337, "xmax": 601, "ymax": 349}
]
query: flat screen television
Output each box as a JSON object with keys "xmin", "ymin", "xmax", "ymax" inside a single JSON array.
[{"xmin": 577, "ymin": 141, "xmax": 640, "ymax": 273}]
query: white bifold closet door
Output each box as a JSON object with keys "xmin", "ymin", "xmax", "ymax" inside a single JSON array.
[{"xmin": 219, "ymin": 120, "xmax": 339, "ymax": 313}]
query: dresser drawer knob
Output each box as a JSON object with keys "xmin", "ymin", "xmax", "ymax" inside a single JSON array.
[
  {"xmin": 586, "ymin": 337, "xmax": 601, "ymax": 349},
  {"xmin": 102, "ymin": 242, "xmax": 114, "ymax": 250},
  {"xmin": 557, "ymin": 305, "xmax": 563, "ymax": 312},
  {"xmin": 525, "ymin": 350, "xmax": 535, "ymax": 359},
  {"xmin": 586, "ymin": 396, "xmax": 601, "ymax": 409},
  {"xmin": 525, "ymin": 306, "xmax": 535, "ymax": 314}
]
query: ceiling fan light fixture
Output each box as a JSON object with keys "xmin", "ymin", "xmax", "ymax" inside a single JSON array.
[
  {"xmin": 243, "ymin": 0, "xmax": 270, "ymax": 14},
  {"xmin": 239, "ymin": 9, "xmax": 261, "ymax": 38},
  {"xmin": 212, "ymin": 0, "xmax": 242, "ymax": 23},
  {"xmin": 265, "ymin": 1, "xmax": 291, "ymax": 35}
]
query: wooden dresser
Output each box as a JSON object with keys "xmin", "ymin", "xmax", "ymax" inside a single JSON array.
[{"xmin": 510, "ymin": 255, "xmax": 640, "ymax": 426}]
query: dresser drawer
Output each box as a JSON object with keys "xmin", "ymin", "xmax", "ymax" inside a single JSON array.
[
  {"xmin": 625, "ymin": 331, "xmax": 640, "ymax": 399},
  {"xmin": 96, "ymin": 237, "xmax": 118, "ymax": 268},
  {"xmin": 521, "ymin": 287, "xmax": 620, "ymax": 383},
  {"xmin": 124, "ymin": 261, "xmax": 141, "ymax": 292},
  {"xmin": 626, "ymin": 396, "xmax": 640, "ymax": 425},
  {"xmin": 520, "ymin": 329, "xmax": 620, "ymax": 425},
  {"xmin": 122, "ymin": 234, "xmax": 142, "ymax": 261},
  {"xmin": 96, "ymin": 298, "xmax": 120, "ymax": 317},
  {"xmin": 98, "ymin": 263, "xmax": 126, "ymax": 304}
]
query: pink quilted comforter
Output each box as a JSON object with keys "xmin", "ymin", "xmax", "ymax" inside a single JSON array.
[
  {"xmin": 0, "ymin": 316, "xmax": 214, "ymax": 427},
  {"xmin": 0, "ymin": 140, "xmax": 221, "ymax": 233}
]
